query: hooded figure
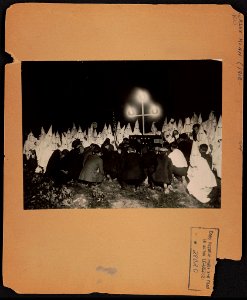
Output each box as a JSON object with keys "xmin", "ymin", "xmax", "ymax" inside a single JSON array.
[
  {"xmin": 77, "ymin": 126, "xmax": 84, "ymax": 140},
  {"xmin": 133, "ymin": 119, "xmax": 142, "ymax": 135},
  {"xmin": 184, "ymin": 117, "xmax": 192, "ymax": 135},
  {"xmin": 23, "ymin": 132, "xmax": 37, "ymax": 159},
  {"xmin": 162, "ymin": 118, "xmax": 168, "ymax": 133},
  {"xmin": 151, "ymin": 122, "xmax": 158, "ymax": 134},
  {"xmin": 36, "ymin": 138, "xmax": 54, "ymax": 173},
  {"xmin": 177, "ymin": 119, "xmax": 183, "ymax": 134},
  {"xmin": 71, "ymin": 123, "xmax": 77, "ymax": 138},
  {"xmin": 24, "ymin": 149, "xmax": 38, "ymax": 173},
  {"xmin": 198, "ymin": 114, "xmax": 203, "ymax": 125},
  {"xmin": 197, "ymin": 125, "xmax": 209, "ymax": 147},
  {"xmin": 199, "ymin": 144, "xmax": 212, "ymax": 169},
  {"xmin": 212, "ymin": 138, "xmax": 222, "ymax": 178},
  {"xmin": 187, "ymin": 154, "xmax": 217, "ymax": 203}
]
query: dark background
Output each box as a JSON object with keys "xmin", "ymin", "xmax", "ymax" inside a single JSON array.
[
  {"xmin": 22, "ymin": 60, "xmax": 222, "ymax": 138},
  {"xmin": 1, "ymin": 0, "xmax": 247, "ymax": 299}
]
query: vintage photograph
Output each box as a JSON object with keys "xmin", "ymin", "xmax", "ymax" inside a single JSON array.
[{"xmin": 22, "ymin": 60, "xmax": 222, "ymax": 209}]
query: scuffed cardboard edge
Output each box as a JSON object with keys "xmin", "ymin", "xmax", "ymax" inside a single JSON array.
[{"xmin": 2, "ymin": 1, "xmax": 246, "ymax": 297}]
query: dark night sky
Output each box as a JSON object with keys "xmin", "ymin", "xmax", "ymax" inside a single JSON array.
[{"xmin": 22, "ymin": 60, "xmax": 222, "ymax": 138}]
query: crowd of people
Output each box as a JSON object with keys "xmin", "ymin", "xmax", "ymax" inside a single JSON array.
[{"xmin": 23, "ymin": 111, "xmax": 222, "ymax": 204}]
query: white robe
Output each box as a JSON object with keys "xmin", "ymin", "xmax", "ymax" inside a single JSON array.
[
  {"xmin": 187, "ymin": 155, "xmax": 217, "ymax": 203},
  {"xmin": 212, "ymin": 141, "xmax": 222, "ymax": 178}
]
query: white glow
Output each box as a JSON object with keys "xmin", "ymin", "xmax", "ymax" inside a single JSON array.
[
  {"xmin": 149, "ymin": 104, "xmax": 162, "ymax": 118},
  {"xmin": 125, "ymin": 105, "xmax": 137, "ymax": 118},
  {"xmin": 150, "ymin": 105, "xmax": 159, "ymax": 115},
  {"xmin": 135, "ymin": 88, "xmax": 150, "ymax": 104}
]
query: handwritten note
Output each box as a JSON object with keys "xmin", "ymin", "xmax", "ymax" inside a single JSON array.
[
  {"xmin": 232, "ymin": 13, "xmax": 244, "ymax": 81},
  {"xmin": 188, "ymin": 227, "xmax": 219, "ymax": 292}
]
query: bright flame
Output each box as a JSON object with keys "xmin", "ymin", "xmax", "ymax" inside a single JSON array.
[
  {"xmin": 135, "ymin": 88, "xmax": 150, "ymax": 104},
  {"xmin": 150, "ymin": 105, "xmax": 159, "ymax": 115},
  {"xmin": 125, "ymin": 105, "xmax": 137, "ymax": 118},
  {"xmin": 149, "ymin": 104, "xmax": 162, "ymax": 118}
]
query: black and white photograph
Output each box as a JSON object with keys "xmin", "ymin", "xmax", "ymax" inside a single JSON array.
[{"xmin": 22, "ymin": 60, "xmax": 222, "ymax": 209}]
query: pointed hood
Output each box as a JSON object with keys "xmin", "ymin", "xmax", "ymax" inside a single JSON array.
[
  {"xmin": 71, "ymin": 123, "xmax": 77, "ymax": 137},
  {"xmin": 197, "ymin": 125, "xmax": 209, "ymax": 145},
  {"xmin": 198, "ymin": 114, "xmax": 202, "ymax": 124},
  {"xmin": 124, "ymin": 123, "xmax": 132, "ymax": 137},
  {"xmin": 151, "ymin": 122, "xmax": 158, "ymax": 134},
  {"xmin": 93, "ymin": 129, "xmax": 98, "ymax": 138},
  {"xmin": 133, "ymin": 119, "xmax": 141, "ymax": 135},
  {"xmin": 108, "ymin": 124, "xmax": 112, "ymax": 135},
  {"xmin": 193, "ymin": 112, "xmax": 198, "ymax": 124},
  {"xmin": 77, "ymin": 126, "xmax": 84, "ymax": 140},
  {"xmin": 209, "ymin": 111, "xmax": 215, "ymax": 121},
  {"xmin": 177, "ymin": 119, "xmax": 183, "ymax": 134},
  {"xmin": 126, "ymin": 123, "xmax": 131, "ymax": 131},
  {"xmin": 61, "ymin": 134, "xmax": 68, "ymax": 149},
  {"xmin": 214, "ymin": 115, "xmax": 222, "ymax": 141},
  {"xmin": 103, "ymin": 123, "xmax": 108, "ymax": 132},
  {"xmin": 39, "ymin": 127, "xmax": 46, "ymax": 141},
  {"xmin": 47, "ymin": 125, "xmax": 52, "ymax": 136},
  {"xmin": 217, "ymin": 115, "xmax": 222, "ymax": 128},
  {"xmin": 45, "ymin": 126, "xmax": 53, "ymax": 142},
  {"xmin": 117, "ymin": 122, "xmax": 121, "ymax": 131},
  {"xmin": 87, "ymin": 127, "xmax": 93, "ymax": 138},
  {"xmin": 134, "ymin": 119, "xmax": 139, "ymax": 130},
  {"xmin": 184, "ymin": 117, "xmax": 191, "ymax": 133},
  {"xmin": 162, "ymin": 121, "xmax": 168, "ymax": 133},
  {"xmin": 190, "ymin": 116, "xmax": 195, "ymax": 126}
]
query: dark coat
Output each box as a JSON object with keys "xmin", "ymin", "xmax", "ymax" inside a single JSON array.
[
  {"xmin": 151, "ymin": 154, "xmax": 173, "ymax": 185},
  {"xmin": 102, "ymin": 151, "xmax": 121, "ymax": 179},
  {"xmin": 118, "ymin": 141, "xmax": 129, "ymax": 155},
  {"xmin": 79, "ymin": 154, "xmax": 104, "ymax": 183},
  {"xmin": 24, "ymin": 153, "xmax": 38, "ymax": 173},
  {"xmin": 82, "ymin": 147, "xmax": 93, "ymax": 167},
  {"xmin": 142, "ymin": 151, "xmax": 158, "ymax": 177},
  {"xmin": 101, "ymin": 142, "xmax": 114, "ymax": 156},
  {"xmin": 119, "ymin": 152, "xmax": 145, "ymax": 182},
  {"xmin": 66, "ymin": 148, "xmax": 84, "ymax": 180},
  {"xmin": 45, "ymin": 150, "xmax": 70, "ymax": 184},
  {"xmin": 45, "ymin": 150, "xmax": 61, "ymax": 177}
]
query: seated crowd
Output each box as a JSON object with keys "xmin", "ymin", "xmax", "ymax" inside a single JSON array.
[{"xmin": 24, "ymin": 124, "xmax": 220, "ymax": 204}]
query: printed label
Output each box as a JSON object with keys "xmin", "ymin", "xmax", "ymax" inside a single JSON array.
[{"xmin": 188, "ymin": 227, "xmax": 219, "ymax": 292}]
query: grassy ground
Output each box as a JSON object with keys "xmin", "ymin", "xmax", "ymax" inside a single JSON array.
[{"xmin": 24, "ymin": 172, "xmax": 221, "ymax": 209}]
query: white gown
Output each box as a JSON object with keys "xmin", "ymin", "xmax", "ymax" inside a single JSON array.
[{"xmin": 187, "ymin": 155, "xmax": 217, "ymax": 203}]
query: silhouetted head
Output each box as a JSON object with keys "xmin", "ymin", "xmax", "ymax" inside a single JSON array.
[{"xmin": 199, "ymin": 143, "xmax": 208, "ymax": 154}]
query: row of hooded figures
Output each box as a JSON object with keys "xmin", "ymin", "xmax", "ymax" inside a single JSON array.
[{"xmin": 24, "ymin": 111, "xmax": 222, "ymax": 204}]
